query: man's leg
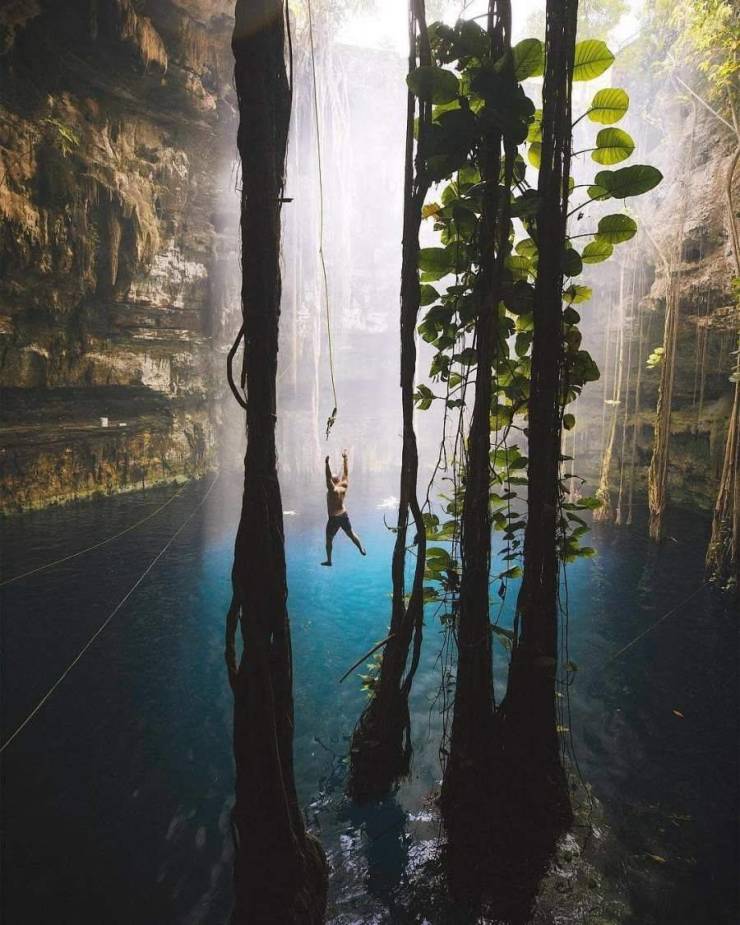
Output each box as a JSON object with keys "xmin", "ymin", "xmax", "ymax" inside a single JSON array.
[
  {"xmin": 341, "ymin": 516, "xmax": 366, "ymax": 556},
  {"xmin": 322, "ymin": 520, "xmax": 335, "ymax": 566}
]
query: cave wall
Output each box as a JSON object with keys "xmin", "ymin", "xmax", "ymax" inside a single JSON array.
[
  {"xmin": 576, "ymin": 91, "xmax": 739, "ymax": 519},
  {"xmin": 0, "ymin": 0, "xmax": 238, "ymax": 511}
]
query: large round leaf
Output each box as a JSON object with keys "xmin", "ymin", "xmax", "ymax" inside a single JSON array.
[
  {"xmin": 407, "ymin": 65, "xmax": 460, "ymax": 104},
  {"xmin": 588, "ymin": 88, "xmax": 629, "ymax": 124},
  {"xmin": 513, "ymin": 38, "xmax": 544, "ymax": 80},
  {"xmin": 592, "ymin": 127, "xmax": 635, "ymax": 165},
  {"xmin": 573, "ymin": 40, "xmax": 614, "ymax": 82},
  {"xmin": 506, "ymin": 254, "xmax": 531, "ymax": 281},
  {"xmin": 562, "ymin": 248, "xmax": 583, "ymax": 277},
  {"xmin": 595, "ymin": 164, "xmax": 663, "ymax": 198},
  {"xmin": 420, "ymin": 284, "xmax": 440, "ymax": 306},
  {"xmin": 582, "ymin": 240, "xmax": 613, "ymax": 263},
  {"xmin": 418, "ymin": 246, "xmax": 454, "ymax": 279},
  {"xmin": 527, "ymin": 142, "xmax": 542, "ymax": 168},
  {"xmin": 587, "ymin": 183, "xmax": 610, "ymax": 202},
  {"xmin": 596, "ymin": 214, "xmax": 637, "ymax": 244},
  {"xmin": 515, "ymin": 237, "xmax": 538, "ymax": 259}
]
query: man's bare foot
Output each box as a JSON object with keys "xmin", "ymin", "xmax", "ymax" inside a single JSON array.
[
  {"xmin": 360, "ymin": 546, "xmax": 366, "ymax": 556},
  {"xmin": 321, "ymin": 560, "xmax": 332, "ymax": 567}
]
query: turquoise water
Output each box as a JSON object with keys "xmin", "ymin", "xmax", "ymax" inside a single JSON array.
[{"xmin": 1, "ymin": 475, "xmax": 737, "ymax": 923}]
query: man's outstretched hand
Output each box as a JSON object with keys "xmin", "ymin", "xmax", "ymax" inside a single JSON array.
[
  {"xmin": 342, "ymin": 449, "xmax": 348, "ymax": 458},
  {"xmin": 325, "ymin": 455, "xmax": 330, "ymax": 463}
]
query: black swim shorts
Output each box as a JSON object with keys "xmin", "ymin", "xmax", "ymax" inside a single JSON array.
[{"xmin": 326, "ymin": 512, "xmax": 353, "ymax": 537}]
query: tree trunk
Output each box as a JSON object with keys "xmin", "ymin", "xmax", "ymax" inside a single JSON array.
[
  {"xmin": 229, "ymin": 3, "xmax": 327, "ymax": 921},
  {"xmin": 347, "ymin": 0, "xmax": 430, "ymax": 803},
  {"xmin": 497, "ymin": 0, "xmax": 578, "ymax": 845},
  {"xmin": 440, "ymin": 0, "xmax": 512, "ymax": 884}
]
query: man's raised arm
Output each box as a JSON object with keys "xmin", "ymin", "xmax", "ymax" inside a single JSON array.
[
  {"xmin": 341, "ymin": 450, "xmax": 349, "ymax": 484},
  {"xmin": 325, "ymin": 455, "xmax": 333, "ymax": 490}
]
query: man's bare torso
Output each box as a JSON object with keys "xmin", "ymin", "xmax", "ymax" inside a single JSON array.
[{"xmin": 327, "ymin": 480, "xmax": 347, "ymax": 517}]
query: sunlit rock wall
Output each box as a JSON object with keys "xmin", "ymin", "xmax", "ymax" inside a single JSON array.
[
  {"xmin": 576, "ymin": 89, "xmax": 739, "ymax": 517},
  {"xmin": 0, "ymin": 0, "xmax": 238, "ymax": 511}
]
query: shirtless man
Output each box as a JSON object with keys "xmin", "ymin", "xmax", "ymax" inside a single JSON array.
[{"xmin": 322, "ymin": 450, "xmax": 366, "ymax": 566}]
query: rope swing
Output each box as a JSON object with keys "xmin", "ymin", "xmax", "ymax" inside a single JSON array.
[
  {"xmin": 307, "ymin": 0, "xmax": 339, "ymax": 439},
  {"xmin": 0, "ymin": 476, "xmax": 219, "ymax": 754}
]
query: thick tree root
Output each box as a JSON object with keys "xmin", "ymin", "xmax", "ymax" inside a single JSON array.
[{"xmin": 347, "ymin": 695, "xmax": 411, "ymax": 803}]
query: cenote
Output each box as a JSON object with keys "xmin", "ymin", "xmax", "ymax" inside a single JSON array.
[
  {"xmin": 1, "ymin": 476, "xmax": 737, "ymax": 922},
  {"xmin": 1, "ymin": 0, "xmax": 738, "ymax": 922}
]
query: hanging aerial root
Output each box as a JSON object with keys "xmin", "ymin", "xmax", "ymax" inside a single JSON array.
[
  {"xmin": 224, "ymin": 590, "xmax": 239, "ymax": 692},
  {"xmin": 227, "ymin": 324, "xmax": 247, "ymax": 410}
]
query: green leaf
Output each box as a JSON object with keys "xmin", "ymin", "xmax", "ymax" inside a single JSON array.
[
  {"xmin": 418, "ymin": 247, "xmax": 452, "ymax": 279},
  {"xmin": 407, "ymin": 65, "xmax": 460, "ymax": 104},
  {"xmin": 562, "ymin": 248, "xmax": 583, "ymax": 277},
  {"xmin": 527, "ymin": 142, "xmax": 542, "ymax": 168},
  {"xmin": 515, "ymin": 238, "xmax": 538, "ymax": 259},
  {"xmin": 596, "ymin": 213, "xmax": 637, "ymax": 244},
  {"xmin": 527, "ymin": 109, "xmax": 543, "ymax": 143},
  {"xmin": 506, "ymin": 254, "xmax": 531, "ymax": 280},
  {"xmin": 582, "ymin": 240, "xmax": 613, "ymax": 263},
  {"xmin": 513, "ymin": 38, "xmax": 544, "ymax": 80},
  {"xmin": 573, "ymin": 40, "xmax": 615, "ymax": 82},
  {"xmin": 592, "ymin": 127, "xmax": 635, "ymax": 165},
  {"xmin": 419, "ymin": 284, "xmax": 439, "ymax": 306},
  {"xmin": 427, "ymin": 546, "xmax": 453, "ymax": 566},
  {"xmin": 587, "ymin": 87, "xmax": 629, "ymax": 125},
  {"xmin": 455, "ymin": 19, "xmax": 488, "ymax": 58},
  {"xmin": 586, "ymin": 184, "xmax": 610, "ymax": 202},
  {"xmin": 595, "ymin": 164, "xmax": 663, "ymax": 199},
  {"xmin": 563, "ymin": 284, "xmax": 592, "ymax": 304},
  {"xmin": 515, "ymin": 331, "xmax": 532, "ymax": 357},
  {"xmin": 563, "ymin": 413, "xmax": 576, "ymax": 430},
  {"xmin": 413, "ymin": 383, "xmax": 436, "ymax": 410}
]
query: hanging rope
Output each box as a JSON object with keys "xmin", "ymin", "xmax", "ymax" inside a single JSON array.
[
  {"xmin": 602, "ymin": 582, "xmax": 707, "ymax": 668},
  {"xmin": 0, "ymin": 480, "xmax": 190, "ymax": 588},
  {"xmin": 0, "ymin": 475, "xmax": 218, "ymax": 754},
  {"xmin": 306, "ymin": 0, "xmax": 338, "ymax": 439}
]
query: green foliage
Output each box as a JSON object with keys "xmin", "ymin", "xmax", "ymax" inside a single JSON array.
[
  {"xmin": 655, "ymin": 0, "xmax": 740, "ymax": 104},
  {"xmin": 646, "ymin": 345, "xmax": 665, "ymax": 368},
  {"xmin": 592, "ymin": 127, "xmax": 635, "ymax": 164},
  {"xmin": 587, "ymin": 88, "xmax": 630, "ymax": 124},
  {"xmin": 406, "ymin": 64, "xmax": 459, "ymax": 103},
  {"xmin": 408, "ymin": 19, "xmax": 661, "ymax": 652},
  {"xmin": 42, "ymin": 117, "xmax": 80, "ymax": 157},
  {"xmin": 512, "ymin": 38, "xmax": 544, "ymax": 80},
  {"xmin": 592, "ymin": 164, "xmax": 664, "ymax": 199},
  {"xmin": 573, "ymin": 39, "xmax": 615, "ymax": 81},
  {"xmin": 582, "ymin": 240, "xmax": 614, "ymax": 263},
  {"xmin": 596, "ymin": 213, "xmax": 638, "ymax": 243}
]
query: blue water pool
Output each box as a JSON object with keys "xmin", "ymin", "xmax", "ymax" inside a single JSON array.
[{"xmin": 1, "ymin": 474, "xmax": 737, "ymax": 923}]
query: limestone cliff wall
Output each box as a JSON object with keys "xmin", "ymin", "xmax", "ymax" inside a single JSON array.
[
  {"xmin": 576, "ymin": 91, "xmax": 739, "ymax": 518},
  {"xmin": 0, "ymin": 0, "xmax": 238, "ymax": 511}
]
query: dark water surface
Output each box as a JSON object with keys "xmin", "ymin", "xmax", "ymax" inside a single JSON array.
[{"xmin": 1, "ymin": 474, "xmax": 737, "ymax": 924}]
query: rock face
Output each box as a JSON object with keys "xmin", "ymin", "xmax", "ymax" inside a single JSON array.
[
  {"xmin": 574, "ymin": 88, "xmax": 739, "ymax": 521},
  {"xmin": 0, "ymin": 0, "xmax": 238, "ymax": 511}
]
